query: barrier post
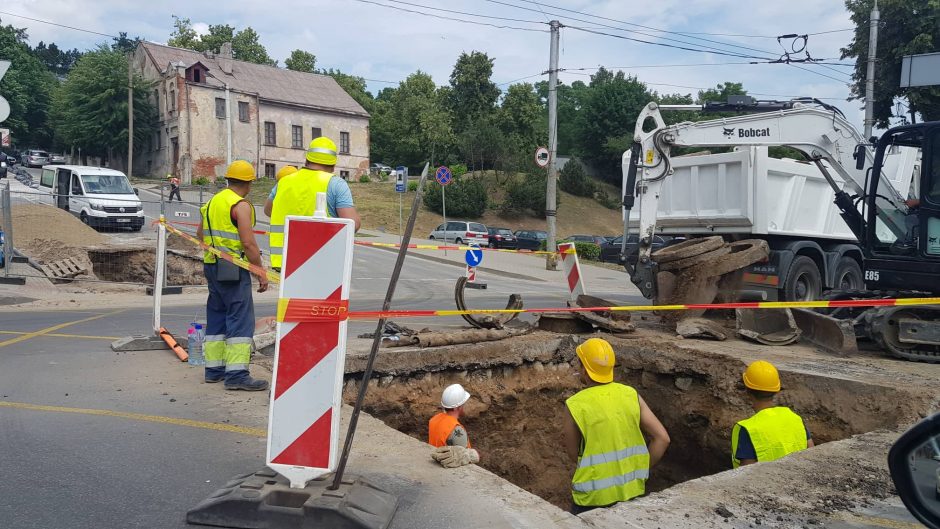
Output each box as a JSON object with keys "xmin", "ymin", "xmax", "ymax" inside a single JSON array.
[
  {"xmin": 558, "ymin": 242, "xmax": 586, "ymax": 302},
  {"xmin": 152, "ymin": 215, "xmax": 166, "ymax": 333}
]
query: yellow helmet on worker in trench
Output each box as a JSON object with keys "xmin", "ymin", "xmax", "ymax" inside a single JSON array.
[
  {"xmin": 224, "ymin": 160, "xmax": 256, "ymax": 181},
  {"xmin": 276, "ymin": 165, "xmax": 298, "ymax": 181},
  {"xmin": 576, "ymin": 338, "xmax": 615, "ymax": 384},
  {"xmin": 306, "ymin": 136, "xmax": 338, "ymax": 166},
  {"xmin": 742, "ymin": 360, "xmax": 781, "ymax": 393}
]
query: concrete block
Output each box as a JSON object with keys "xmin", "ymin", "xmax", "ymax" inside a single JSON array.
[{"xmin": 111, "ymin": 335, "xmax": 167, "ymax": 352}]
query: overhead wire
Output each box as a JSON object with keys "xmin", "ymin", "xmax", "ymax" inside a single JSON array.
[
  {"xmin": 0, "ymin": 10, "xmax": 120, "ymax": 39},
  {"xmin": 563, "ymin": 24, "xmax": 774, "ymax": 61},
  {"xmin": 364, "ymin": 0, "xmax": 546, "ymax": 25},
  {"xmin": 350, "ymin": 0, "xmax": 548, "ymax": 31}
]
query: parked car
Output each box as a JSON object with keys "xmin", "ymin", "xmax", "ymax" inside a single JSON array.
[
  {"xmin": 515, "ymin": 230, "xmax": 547, "ymax": 250},
  {"xmin": 429, "ymin": 221, "xmax": 489, "ymax": 245},
  {"xmin": 0, "ymin": 150, "xmax": 16, "ymax": 165},
  {"xmin": 370, "ymin": 163, "xmax": 392, "ymax": 175},
  {"xmin": 22, "ymin": 149, "xmax": 49, "ymax": 168},
  {"xmin": 37, "ymin": 165, "xmax": 144, "ymax": 231},
  {"xmin": 600, "ymin": 235, "xmax": 672, "ymax": 263},
  {"xmin": 487, "ymin": 227, "xmax": 517, "ymax": 249},
  {"xmin": 49, "ymin": 153, "xmax": 67, "ymax": 164},
  {"xmin": 0, "ymin": 160, "xmax": 7, "ymax": 179},
  {"xmin": 561, "ymin": 234, "xmax": 608, "ymax": 246}
]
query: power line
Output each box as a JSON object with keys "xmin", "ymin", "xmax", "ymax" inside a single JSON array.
[
  {"xmin": 0, "ymin": 10, "xmax": 120, "ymax": 39},
  {"xmin": 350, "ymin": 0, "xmax": 547, "ymax": 31},
  {"xmin": 372, "ymin": 0, "xmax": 545, "ymax": 25},
  {"xmin": 808, "ymin": 28, "xmax": 856, "ymax": 36},
  {"xmin": 786, "ymin": 62, "xmax": 850, "ymax": 84},
  {"xmin": 497, "ymin": 72, "xmax": 545, "ymax": 86},
  {"xmin": 564, "ymin": 25, "xmax": 773, "ymax": 61}
]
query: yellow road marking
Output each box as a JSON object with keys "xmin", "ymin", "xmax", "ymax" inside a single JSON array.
[
  {"xmin": 0, "ymin": 401, "xmax": 266, "ymax": 437},
  {"xmin": 0, "ymin": 310, "xmax": 125, "ymax": 348},
  {"xmin": 831, "ymin": 513, "xmax": 924, "ymax": 529},
  {"xmin": 0, "ymin": 331, "xmax": 120, "ymax": 340}
]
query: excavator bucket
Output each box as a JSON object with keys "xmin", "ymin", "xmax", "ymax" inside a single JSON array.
[
  {"xmin": 791, "ymin": 308, "xmax": 858, "ymax": 356},
  {"xmin": 735, "ymin": 309, "xmax": 801, "ymax": 346}
]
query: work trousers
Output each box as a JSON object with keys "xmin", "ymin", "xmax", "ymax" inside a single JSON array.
[
  {"xmin": 203, "ymin": 263, "xmax": 256, "ymax": 385},
  {"xmin": 168, "ymin": 185, "xmax": 182, "ymax": 202}
]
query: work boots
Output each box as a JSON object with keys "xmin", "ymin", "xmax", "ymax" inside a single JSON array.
[{"xmin": 224, "ymin": 373, "xmax": 270, "ymax": 391}]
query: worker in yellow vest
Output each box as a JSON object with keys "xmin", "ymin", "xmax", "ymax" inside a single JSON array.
[
  {"xmin": 563, "ymin": 338, "xmax": 670, "ymax": 514},
  {"xmin": 732, "ymin": 360, "xmax": 813, "ymax": 467},
  {"xmin": 195, "ymin": 160, "xmax": 269, "ymax": 391},
  {"xmin": 268, "ymin": 137, "xmax": 361, "ymax": 269},
  {"xmin": 262, "ymin": 165, "xmax": 298, "ymax": 217},
  {"xmin": 428, "ymin": 383, "xmax": 480, "ymax": 468}
]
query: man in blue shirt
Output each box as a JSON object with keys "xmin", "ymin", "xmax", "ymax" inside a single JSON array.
[{"xmin": 264, "ymin": 174, "xmax": 356, "ymax": 220}]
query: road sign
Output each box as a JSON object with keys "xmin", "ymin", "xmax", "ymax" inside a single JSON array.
[
  {"xmin": 395, "ymin": 171, "xmax": 405, "ymax": 193},
  {"xmin": 0, "ymin": 61, "xmax": 10, "ymax": 123},
  {"xmin": 464, "ymin": 244, "xmax": 483, "ymax": 267},
  {"xmin": 535, "ymin": 146, "xmax": 550, "ymax": 168},
  {"xmin": 0, "ymin": 128, "xmax": 9, "ymax": 147},
  {"xmin": 435, "ymin": 166, "xmax": 452, "ymax": 186}
]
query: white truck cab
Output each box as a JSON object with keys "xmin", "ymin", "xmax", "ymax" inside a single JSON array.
[{"xmin": 38, "ymin": 165, "xmax": 144, "ymax": 231}]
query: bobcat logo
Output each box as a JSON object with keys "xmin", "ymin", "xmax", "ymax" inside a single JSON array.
[{"xmin": 722, "ymin": 127, "xmax": 735, "ymax": 138}]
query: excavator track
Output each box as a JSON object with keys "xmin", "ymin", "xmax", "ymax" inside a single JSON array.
[{"xmin": 864, "ymin": 305, "xmax": 940, "ymax": 363}]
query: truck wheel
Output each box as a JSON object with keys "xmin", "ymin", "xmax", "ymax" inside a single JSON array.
[
  {"xmin": 80, "ymin": 212, "xmax": 90, "ymax": 225},
  {"xmin": 782, "ymin": 256, "xmax": 822, "ymax": 301},
  {"xmin": 834, "ymin": 257, "xmax": 864, "ymax": 291}
]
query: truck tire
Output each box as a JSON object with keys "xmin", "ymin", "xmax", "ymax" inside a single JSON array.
[
  {"xmin": 833, "ymin": 257, "xmax": 864, "ymax": 291},
  {"xmin": 652, "ymin": 236, "xmax": 724, "ymax": 264},
  {"xmin": 782, "ymin": 256, "xmax": 822, "ymax": 301}
]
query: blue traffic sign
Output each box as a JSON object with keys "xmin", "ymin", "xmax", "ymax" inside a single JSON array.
[
  {"xmin": 465, "ymin": 244, "xmax": 483, "ymax": 267},
  {"xmin": 395, "ymin": 182, "xmax": 405, "ymax": 193},
  {"xmin": 435, "ymin": 166, "xmax": 452, "ymax": 186}
]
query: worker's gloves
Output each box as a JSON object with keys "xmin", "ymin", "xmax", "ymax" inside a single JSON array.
[{"xmin": 431, "ymin": 445, "xmax": 480, "ymax": 468}]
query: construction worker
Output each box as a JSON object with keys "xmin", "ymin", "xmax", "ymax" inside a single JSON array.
[
  {"xmin": 268, "ymin": 137, "xmax": 361, "ymax": 269},
  {"xmin": 168, "ymin": 174, "xmax": 182, "ymax": 202},
  {"xmin": 563, "ymin": 338, "xmax": 670, "ymax": 514},
  {"xmin": 262, "ymin": 165, "xmax": 298, "ymax": 217},
  {"xmin": 732, "ymin": 360, "xmax": 813, "ymax": 467},
  {"xmin": 195, "ymin": 160, "xmax": 269, "ymax": 391},
  {"xmin": 429, "ymin": 383, "xmax": 480, "ymax": 468}
]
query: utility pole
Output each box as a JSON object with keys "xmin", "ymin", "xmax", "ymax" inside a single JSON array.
[
  {"xmin": 127, "ymin": 54, "xmax": 134, "ymax": 177},
  {"xmin": 863, "ymin": 0, "xmax": 879, "ymax": 140},
  {"xmin": 545, "ymin": 20, "xmax": 561, "ymax": 271}
]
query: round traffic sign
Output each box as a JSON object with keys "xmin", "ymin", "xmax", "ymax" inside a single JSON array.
[
  {"xmin": 535, "ymin": 146, "xmax": 550, "ymax": 168},
  {"xmin": 435, "ymin": 166, "xmax": 453, "ymax": 186},
  {"xmin": 464, "ymin": 244, "xmax": 483, "ymax": 267},
  {"xmin": 0, "ymin": 96, "xmax": 9, "ymax": 124}
]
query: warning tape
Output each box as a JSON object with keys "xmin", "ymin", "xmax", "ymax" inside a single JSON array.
[
  {"xmin": 274, "ymin": 296, "xmax": 940, "ymax": 323},
  {"xmin": 159, "ymin": 220, "xmax": 281, "ymax": 283}
]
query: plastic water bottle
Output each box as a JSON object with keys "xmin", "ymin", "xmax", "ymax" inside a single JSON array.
[{"xmin": 188, "ymin": 323, "xmax": 205, "ymax": 366}]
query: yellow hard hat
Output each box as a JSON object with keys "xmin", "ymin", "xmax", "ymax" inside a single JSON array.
[
  {"xmin": 306, "ymin": 136, "xmax": 338, "ymax": 166},
  {"xmin": 276, "ymin": 165, "xmax": 298, "ymax": 181},
  {"xmin": 742, "ymin": 360, "xmax": 781, "ymax": 392},
  {"xmin": 224, "ymin": 160, "xmax": 256, "ymax": 181},
  {"xmin": 575, "ymin": 338, "xmax": 615, "ymax": 384}
]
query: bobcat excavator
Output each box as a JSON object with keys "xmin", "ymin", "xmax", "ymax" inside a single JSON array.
[{"xmin": 621, "ymin": 96, "xmax": 940, "ymax": 363}]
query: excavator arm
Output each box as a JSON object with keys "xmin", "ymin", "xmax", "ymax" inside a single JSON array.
[{"xmin": 622, "ymin": 99, "xmax": 908, "ymax": 299}]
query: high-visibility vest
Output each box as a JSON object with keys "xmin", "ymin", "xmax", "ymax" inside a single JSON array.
[
  {"xmin": 731, "ymin": 406, "xmax": 808, "ymax": 468},
  {"xmin": 566, "ymin": 383, "xmax": 650, "ymax": 507},
  {"xmin": 200, "ymin": 188, "xmax": 255, "ymax": 264},
  {"xmin": 269, "ymin": 168, "xmax": 333, "ymax": 268},
  {"xmin": 428, "ymin": 412, "xmax": 472, "ymax": 448}
]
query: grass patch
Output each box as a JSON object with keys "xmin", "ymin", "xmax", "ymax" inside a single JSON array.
[{"xmin": 247, "ymin": 178, "xmax": 276, "ymax": 206}]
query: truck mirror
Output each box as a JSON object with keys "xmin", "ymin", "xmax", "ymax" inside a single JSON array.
[
  {"xmin": 134, "ymin": 188, "xmax": 139, "ymax": 196},
  {"xmin": 854, "ymin": 144, "xmax": 867, "ymax": 171},
  {"xmin": 887, "ymin": 412, "xmax": 940, "ymax": 529}
]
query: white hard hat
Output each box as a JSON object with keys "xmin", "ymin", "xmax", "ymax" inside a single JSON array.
[{"xmin": 441, "ymin": 383, "xmax": 471, "ymax": 409}]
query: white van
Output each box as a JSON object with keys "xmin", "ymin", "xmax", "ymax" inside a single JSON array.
[{"xmin": 38, "ymin": 165, "xmax": 144, "ymax": 231}]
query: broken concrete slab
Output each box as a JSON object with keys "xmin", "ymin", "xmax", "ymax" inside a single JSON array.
[
  {"xmin": 676, "ymin": 317, "xmax": 729, "ymax": 340},
  {"xmin": 110, "ymin": 334, "xmax": 167, "ymax": 352}
]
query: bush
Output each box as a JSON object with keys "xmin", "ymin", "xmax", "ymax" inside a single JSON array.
[
  {"xmin": 450, "ymin": 163, "xmax": 468, "ymax": 178},
  {"xmin": 359, "ymin": 173, "xmax": 371, "ymax": 183},
  {"xmin": 594, "ymin": 188, "xmax": 620, "ymax": 210},
  {"xmin": 573, "ymin": 242, "xmax": 601, "ymax": 261},
  {"xmin": 423, "ymin": 176, "xmax": 487, "ymax": 217},
  {"xmin": 378, "ymin": 172, "xmax": 389, "ymax": 182},
  {"xmin": 559, "ymin": 159, "xmax": 594, "ymax": 197},
  {"xmin": 502, "ymin": 172, "xmax": 547, "ymax": 217},
  {"xmin": 192, "ymin": 176, "xmax": 210, "ymax": 186},
  {"xmin": 407, "ymin": 180, "xmax": 419, "ymax": 192}
]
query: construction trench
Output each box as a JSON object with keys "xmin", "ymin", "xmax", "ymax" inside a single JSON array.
[{"xmin": 328, "ymin": 325, "xmax": 940, "ymax": 524}]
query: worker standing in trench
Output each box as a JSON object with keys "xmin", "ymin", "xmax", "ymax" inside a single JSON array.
[
  {"xmin": 562, "ymin": 338, "xmax": 671, "ymax": 514},
  {"xmin": 428, "ymin": 383, "xmax": 481, "ymax": 468},
  {"xmin": 731, "ymin": 360, "xmax": 814, "ymax": 467}
]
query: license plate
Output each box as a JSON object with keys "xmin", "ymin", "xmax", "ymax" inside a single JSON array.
[{"xmin": 116, "ymin": 218, "xmax": 131, "ymax": 223}]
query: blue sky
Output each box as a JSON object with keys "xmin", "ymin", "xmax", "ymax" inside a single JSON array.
[{"xmin": 1, "ymin": 0, "xmax": 864, "ymax": 124}]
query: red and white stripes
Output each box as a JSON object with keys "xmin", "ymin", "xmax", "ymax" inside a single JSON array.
[{"xmin": 558, "ymin": 242, "xmax": 586, "ymax": 301}]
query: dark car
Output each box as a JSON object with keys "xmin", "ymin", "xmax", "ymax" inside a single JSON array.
[
  {"xmin": 487, "ymin": 227, "xmax": 517, "ymax": 249},
  {"xmin": 562, "ymin": 234, "xmax": 608, "ymax": 246},
  {"xmin": 0, "ymin": 159, "xmax": 6, "ymax": 179},
  {"xmin": 600, "ymin": 235, "xmax": 672, "ymax": 263},
  {"xmin": 515, "ymin": 230, "xmax": 548, "ymax": 251}
]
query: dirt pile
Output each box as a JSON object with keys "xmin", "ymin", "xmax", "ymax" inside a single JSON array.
[{"xmin": 11, "ymin": 204, "xmax": 107, "ymax": 249}]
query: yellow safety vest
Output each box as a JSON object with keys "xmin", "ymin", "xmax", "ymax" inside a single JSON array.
[
  {"xmin": 566, "ymin": 383, "xmax": 650, "ymax": 507},
  {"xmin": 200, "ymin": 188, "xmax": 255, "ymax": 264},
  {"xmin": 731, "ymin": 406, "xmax": 808, "ymax": 468},
  {"xmin": 269, "ymin": 168, "xmax": 333, "ymax": 268}
]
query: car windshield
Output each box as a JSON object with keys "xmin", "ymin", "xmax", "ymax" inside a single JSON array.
[
  {"xmin": 82, "ymin": 174, "xmax": 134, "ymax": 194},
  {"xmin": 469, "ymin": 223, "xmax": 486, "ymax": 232},
  {"xmin": 497, "ymin": 229, "xmax": 512, "ymax": 235},
  {"xmin": 31, "ymin": 151, "xmax": 48, "ymax": 157}
]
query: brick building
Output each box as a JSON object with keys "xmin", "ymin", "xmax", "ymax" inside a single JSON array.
[{"xmin": 132, "ymin": 42, "xmax": 370, "ymax": 183}]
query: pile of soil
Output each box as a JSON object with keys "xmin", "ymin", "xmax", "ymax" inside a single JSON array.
[{"xmin": 11, "ymin": 204, "xmax": 107, "ymax": 249}]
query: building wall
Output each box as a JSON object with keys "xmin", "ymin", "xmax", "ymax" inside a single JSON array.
[{"xmin": 187, "ymin": 86, "xmax": 260, "ymax": 180}]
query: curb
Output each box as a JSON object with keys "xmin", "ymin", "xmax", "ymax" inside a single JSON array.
[{"xmin": 368, "ymin": 245, "xmax": 546, "ymax": 283}]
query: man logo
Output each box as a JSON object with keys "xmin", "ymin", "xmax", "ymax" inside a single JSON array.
[
  {"xmin": 119, "ymin": 207, "xmax": 125, "ymax": 213},
  {"xmin": 723, "ymin": 127, "xmax": 735, "ymax": 138}
]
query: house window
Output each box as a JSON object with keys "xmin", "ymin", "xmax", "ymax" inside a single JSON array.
[
  {"xmin": 154, "ymin": 131, "xmax": 161, "ymax": 150},
  {"xmin": 170, "ymin": 90, "xmax": 176, "ymax": 112},
  {"xmin": 291, "ymin": 125, "xmax": 303, "ymax": 148},
  {"xmin": 264, "ymin": 122, "xmax": 276, "ymax": 146},
  {"xmin": 193, "ymin": 69, "xmax": 202, "ymax": 83},
  {"xmin": 264, "ymin": 163, "xmax": 276, "ymax": 179},
  {"xmin": 339, "ymin": 131, "xmax": 350, "ymax": 154},
  {"xmin": 311, "ymin": 126, "xmax": 322, "ymax": 139},
  {"xmin": 153, "ymin": 90, "xmax": 160, "ymax": 113},
  {"xmin": 340, "ymin": 170, "xmax": 350, "ymax": 180},
  {"xmin": 238, "ymin": 101, "xmax": 249, "ymax": 122},
  {"xmin": 215, "ymin": 98, "xmax": 226, "ymax": 119}
]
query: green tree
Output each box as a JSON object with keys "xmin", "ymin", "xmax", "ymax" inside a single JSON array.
[
  {"xmin": 423, "ymin": 176, "xmax": 487, "ymax": 217},
  {"xmin": 448, "ymin": 51, "xmax": 500, "ymax": 130},
  {"xmin": 51, "ymin": 45, "xmax": 157, "ymax": 167},
  {"xmin": 167, "ymin": 15, "xmax": 200, "ymax": 49},
  {"xmin": 371, "ymin": 71, "xmax": 453, "ymax": 167},
  {"xmin": 0, "ymin": 20, "xmax": 56, "ymax": 147},
  {"xmin": 536, "ymin": 80, "xmax": 589, "ymax": 155},
  {"xmin": 559, "ymin": 159, "xmax": 593, "ymax": 197},
  {"xmin": 318, "ymin": 68, "xmax": 373, "ymax": 113},
  {"xmin": 111, "ymin": 32, "xmax": 141, "ymax": 54},
  {"xmin": 167, "ymin": 16, "xmax": 274, "ymax": 65},
  {"xmin": 231, "ymin": 27, "xmax": 275, "ymax": 65},
  {"xmin": 843, "ymin": 0, "xmax": 940, "ymax": 126},
  {"xmin": 285, "ymin": 49, "xmax": 316, "ymax": 73},
  {"xmin": 30, "ymin": 41, "xmax": 82, "ymax": 77},
  {"xmin": 499, "ymin": 82, "xmax": 544, "ymax": 147}
]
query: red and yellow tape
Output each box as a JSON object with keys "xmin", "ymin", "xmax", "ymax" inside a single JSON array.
[{"xmin": 159, "ymin": 220, "xmax": 281, "ymax": 283}]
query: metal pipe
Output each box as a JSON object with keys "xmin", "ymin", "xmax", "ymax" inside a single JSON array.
[
  {"xmin": 863, "ymin": 0, "xmax": 880, "ymax": 140},
  {"xmin": 2, "ymin": 182, "xmax": 12, "ymax": 278}
]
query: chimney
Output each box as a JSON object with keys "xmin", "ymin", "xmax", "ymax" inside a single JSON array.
[{"xmin": 218, "ymin": 42, "xmax": 233, "ymax": 75}]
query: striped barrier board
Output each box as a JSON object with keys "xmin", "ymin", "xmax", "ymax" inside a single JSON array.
[
  {"xmin": 558, "ymin": 242, "xmax": 585, "ymax": 301},
  {"xmin": 266, "ymin": 214, "xmax": 355, "ymax": 488}
]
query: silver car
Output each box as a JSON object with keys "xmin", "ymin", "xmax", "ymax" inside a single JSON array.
[
  {"xmin": 49, "ymin": 153, "xmax": 67, "ymax": 164},
  {"xmin": 429, "ymin": 221, "xmax": 489, "ymax": 245},
  {"xmin": 23, "ymin": 149, "xmax": 49, "ymax": 168}
]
